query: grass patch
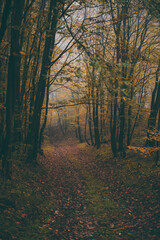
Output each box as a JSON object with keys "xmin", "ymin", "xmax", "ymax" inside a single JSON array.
[
  {"xmin": 78, "ymin": 142, "xmax": 88, "ymax": 150},
  {"xmin": 68, "ymin": 154, "xmax": 121, "ymax": 240},
  {"xmin": 0, "ymin": 154, "xmax": 56, "ymax": 240},
  {"xmin": 85, "ymin": 176, "xmax": 120, "ymax": 240},
  {"xmin": 83, "ymin": 145, "xmax": 160, "ymax": 239},
  {"xmin": 70, "ymin": 142, "xmax": 160, "ymax": 239},
  {"xmin": 42, "ymin": 140, "xmax": 55, "ymax": 154}
]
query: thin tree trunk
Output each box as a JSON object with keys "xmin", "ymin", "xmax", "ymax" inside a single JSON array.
[
  {"xmin": 119, "ymin": 98, "xmax": 126, "ymax": 157},
  {"xmin": 110, "ymin": 34, "xmax": 120, "ymax": 157},
  {"xmin": 85, "ymin": 106, "xmax": 90, "ymax": 145},
  {"xmin": 95, "ymin": 83, "xmax": 100, "ymax": 148},
  {"xmin": 118, "ymin": 2, "xmax": 128, "ymax": 157},
  {"xmin": 88, "ymin": 85, "xmax": 94, "ymax": 145},
  {"xmin": 39, "ymin": 74, "xmax": 50, "ymax": 152},
  {"xmin": 146, "ymin": 60, "xmax": 160, "ymax": 146},
  {"xmin": 156, "ymin": 110, "xmax": 160, "ymax": 165},
  {"xmin": 128, "ymin": 84, "xmax": 143, "ymax": 145},
  {"xmin": 58, "ymin": 112, "xmax": 65, "ymax": 136},
  {"xmin": 76, "ymin": 108, "xmax": 83, "ymax": 143},
  {"xmin": 127, "ymin": 86, "xmax": 133, "ymax": 145},
  {"xmin": 91, "ymin": 67, "xmax": 100, "ymax": 148}
]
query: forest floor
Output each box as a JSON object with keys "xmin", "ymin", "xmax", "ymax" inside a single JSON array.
[{"xmin": 0, "ymin": 136, "xmax": 160, "ymax": 239}]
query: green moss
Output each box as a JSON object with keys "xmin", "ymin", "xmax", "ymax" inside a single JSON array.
[
  {"xmin": 85, "ymin": 180, "xmax": 119, "ymax": 239},
  {"xmin": 0, "ymin": 156, "xmax": 56, "ymax": 240},
  {"xmin": 68, "ymin": 154, "xmax": 121, "ymax": 239},
  {"xmin": 78, "ymin": 142, "xmax": 87, "ymax": 150}
]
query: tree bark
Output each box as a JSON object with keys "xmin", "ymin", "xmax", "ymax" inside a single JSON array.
[
  {"xmin": 2, "ymin": 0, "xmax": 25, "ymax": 178},
  {"xmin": 95, "ymin": 82, "xmax": 100, "ymax": 148},
  {"xmin": 88, "ymin": 83, "xmax": 94, "ymax": 145},
  {"xmin": 39, "ymin": 74, "xmax": 50, "ymax": 152},
  {"xmin": 76, "ymin": 108, "xmax": 83, "ymax": 143},
  {"xmin": 84, "ymin": 106, "xmax": 90, "ymax": 145},
  {"xmin": 28, "ymin": 0, "xmax": 58, "ymax": 161},
  {"xmin": 156, "ymin": 110, "xmax": 160, "ymax": 165},
  {"xmin": 0, "ymin": 0, "xmax": 12, "ymax": 45},
  {"xmin": 118, "ymin": 1, "xmax": 128, "ymax": 157},
  {"xmin": 146, "ymin": 60, "xmax": 160, "ymax": 147},
  {"xmin": 109, "ymin": 0, "xmax": 121, "ymax": 157}
]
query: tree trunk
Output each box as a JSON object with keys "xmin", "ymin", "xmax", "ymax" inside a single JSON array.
[
  {"xmin": 2, "ymin": 0, "xmax": 25, "ymax": 178},
  {"xmin": 91, "ymin": 67, "xmax": 100, "ymax": 148},
  {"xmin": 28, "ymin": 0, "xmax": 58, "ymax": 161},
  {"xmin": 118, "ymin": 2, "xmax": 128, "ymax": 157},
  {"xmin": 146, "ymin": 60, "xmax": 160, "ymax": 147},
  {"xmin": 39, "ymin": 75, "xmax": 50, "ymax": 152},
  {"xmin": 95, "ymin": 84, "xmax": 100, "ymax": 148},
  {"xmin": 110, "ymin": 94, "xmax": 118, "ymax": 156},
  {"xmin": 110, "ymin": 35, "xmax": 120, "ymax": 157},
  {"xmin": 76, "ymin": 108, "xmax": 83, "ymax": 143},
  {"xmin": 0, "ymin": 0, "xmax": 12, "ymax": 45},
  {"xmin": 58, "ymin": 112, "xmax": 65, "ymax": 136},
  {"xmin": 84, "ymin": 106, "xmax": 90, "ymax": 145},
  {"xmin": 27, "ymin": 33, "xmax": 42, "ymax": 144},
  {"xmin": 156, "ymin": 110, "xmax": 160, "ymax": 165},
  {"xmin": 88, "ymin": 86, "xmax": 94, "ymax": 145},
  {"xmin": 119, "ymin": 98, "xmax": 126, "ymax": 157}
]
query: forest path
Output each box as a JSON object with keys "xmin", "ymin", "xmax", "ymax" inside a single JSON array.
[
  {"xmin": 41, "ymin": 138, "xmax": 100, "ymax": 240},
  {"xmin": 41, "ymin": 137, "xmax": 160, "ymax": 240}
]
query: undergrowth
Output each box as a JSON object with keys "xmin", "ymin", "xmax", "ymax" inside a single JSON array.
[
  {"xmin": 1, "ymin": 140, "xmax": 159, "ymax": 239},
  {"xmin": 0, "ymin": 152, "xmax": 56, "ymax": 240},
  {"xmin": 78, "ymin": 142, "xmax": 160, "ymax": 239}
]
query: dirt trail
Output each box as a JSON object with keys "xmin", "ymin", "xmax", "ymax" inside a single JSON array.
[{"xmin": 42, "ymin": 139, "xmax": 98, "ymax": 240}]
